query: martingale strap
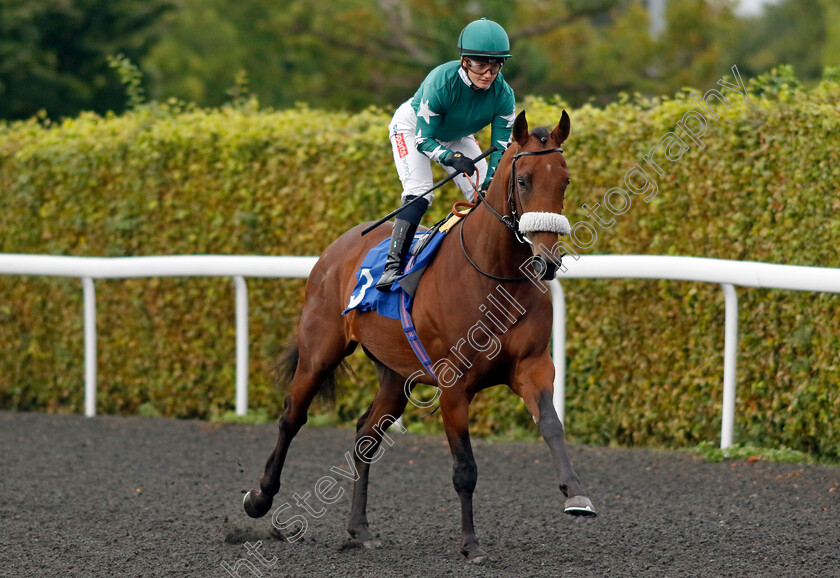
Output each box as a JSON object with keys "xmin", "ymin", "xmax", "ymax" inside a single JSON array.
[{"xmin": 398, "ymin": 254, "xmax": 438, "ymax": 382}]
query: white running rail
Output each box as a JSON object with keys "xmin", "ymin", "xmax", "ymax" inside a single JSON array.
[
  {"xmin": 0, "ymin": 255, "xmax": 316, "ymax": 419},
  {"xmin": 549, "ymin": 255, "xmax": 840, "ymax": 448},
  {"xmin": 1, "ymin": 253, "xmax": 838, "ymax": 449}
]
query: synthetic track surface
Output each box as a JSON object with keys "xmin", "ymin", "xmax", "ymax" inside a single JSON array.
[{"xmin": 1, "ymin": 411, "xmax": 837, "ymax": 577}]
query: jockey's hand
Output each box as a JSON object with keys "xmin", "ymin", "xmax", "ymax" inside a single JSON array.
[{"xmin": 442, "ymin": 152, "xmax": 476, "ymax": 176}]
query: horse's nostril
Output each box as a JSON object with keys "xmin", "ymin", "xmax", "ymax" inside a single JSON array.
[
  {"xmin": 530, "ymin": 255, "xmax": 558, "ymax": 280},
  {"xmin": 530, "ymin": 256, "xmax": 546, "ymax": 278}
]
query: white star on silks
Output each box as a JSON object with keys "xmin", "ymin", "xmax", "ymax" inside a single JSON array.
[
  {"xmin": 501, "ymin": 111, "xmax": 516, "ymax": 128},
  {"xmin": 417, "ymin": 99, "xmax": 439, "ymax": 124},
  {"xmin": 497, "ymin": 138, "xmax": 510, "ymax": 151}
]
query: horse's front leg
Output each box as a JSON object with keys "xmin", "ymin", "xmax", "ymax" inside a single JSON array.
[
  {"xmin": 440, "ymin": 389, "xmax": 488, "ymax": 563},
  {"xmin": 512, "ymin": 355, "xmax": 597, "ymax": 517}
]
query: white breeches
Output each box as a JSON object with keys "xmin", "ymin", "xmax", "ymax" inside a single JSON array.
[{"xmin": 389, "ymin": 100, "xmax": 488, "ymax": 203}]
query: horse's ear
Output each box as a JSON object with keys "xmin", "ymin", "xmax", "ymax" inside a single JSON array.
[
  {"xmin": 551, "ymin": 110, "xmax": 571, "ymax": 145},
  {"xmin": 513, "ymin": 110, "xmax": 529, "ymax": 147}
]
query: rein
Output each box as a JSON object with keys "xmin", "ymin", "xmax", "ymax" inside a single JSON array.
[{"xmin": 462, "ymin": 145, "xmax": 565, "ymax": 281}]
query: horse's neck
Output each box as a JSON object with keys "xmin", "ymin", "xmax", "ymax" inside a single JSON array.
[{"xmin": 463, "ymin": 187, "xmax": 534, "ymax": 281}]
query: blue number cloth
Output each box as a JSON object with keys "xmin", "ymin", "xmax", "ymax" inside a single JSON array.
[{"xmin": 343, "ymin": 230, "xmax": 447, "ymax": 320}]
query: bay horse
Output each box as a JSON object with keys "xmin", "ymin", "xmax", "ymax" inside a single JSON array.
[{"xmin": 243, "ymin": 110, "xmax": 596, "ymax": 562}]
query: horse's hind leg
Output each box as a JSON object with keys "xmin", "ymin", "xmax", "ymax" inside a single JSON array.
[
  {"xmin": 439, "ymin": 388, "xmax": 488, "ymax": 563},
  {"xmin": 243, "ymin": 325, "xmax": 352, "ymax": 519},
  {"xmin": 345, "ymin": 362, "xmax": 410, "ymax": 547}
]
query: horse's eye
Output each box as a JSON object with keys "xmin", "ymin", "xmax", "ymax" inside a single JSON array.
[
  {"xmin": 567, "ymin": 178, "xmax": 571, "ymax": 185},
  {"xmin": 517, "ymin": 176, "xmax": 527, "ymax": 187}
]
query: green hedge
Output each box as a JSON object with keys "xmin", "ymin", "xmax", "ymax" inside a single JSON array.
[{"xmin": 1, "ymin": 68, "xmax": 838, "ymax": 457}]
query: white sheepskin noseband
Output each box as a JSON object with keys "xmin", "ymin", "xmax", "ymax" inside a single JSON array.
[{"xmin": 518, "ymin": 212, "xmax": 571, "ymax": 236}]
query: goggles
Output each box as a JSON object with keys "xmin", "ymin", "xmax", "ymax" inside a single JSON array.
[{"xmin": 464, "ymin": 59, "xmax": 503, "ymax": 75}]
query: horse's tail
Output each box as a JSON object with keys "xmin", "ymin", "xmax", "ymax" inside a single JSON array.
[{"xmin": 272, "ymin": 336, "xmax": 350, "ymax": 405}]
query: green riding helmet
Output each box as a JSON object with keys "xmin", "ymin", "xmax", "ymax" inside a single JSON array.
[{"xmin": 457, "ymin": 18, "xmax": 512, "ymax": 61}]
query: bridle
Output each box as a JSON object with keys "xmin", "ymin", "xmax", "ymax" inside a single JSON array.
[
  {"xmin": 482, "ymin": 146, "xmax": 565, "ymax": 244},
  {"xmin": 461, "ymin": 145, "xmax": 566, "ymax": 281}
]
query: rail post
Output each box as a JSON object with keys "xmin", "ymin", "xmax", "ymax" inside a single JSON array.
[
  {"xmin": 234, "ymin": 276, "xmax": 249, "ymax": 416},
  {"xmin": 549, "ymin": 279, "xmax": 566, "ymax": 424},
  {"xmin": 83, "ymin": 277, "xmax": 97, "ymax": 417},
  {"xmin": 720, "ymin": 283, "xmax": 739, "ymax": 449}
]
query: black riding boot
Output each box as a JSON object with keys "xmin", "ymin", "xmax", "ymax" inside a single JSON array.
[{"xmin": 376, "ymin": 217, "xmax": 419, "ymax": 292}]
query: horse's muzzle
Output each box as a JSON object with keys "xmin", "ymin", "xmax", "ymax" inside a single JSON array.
[{"xmin": 530, "ymin": 254, "xmax": 559, "ymax": 281}]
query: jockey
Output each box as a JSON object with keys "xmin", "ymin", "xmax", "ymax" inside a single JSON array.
[{"xmin": 376, "ymin": 17, "xmax": 516, "ymax": 292}]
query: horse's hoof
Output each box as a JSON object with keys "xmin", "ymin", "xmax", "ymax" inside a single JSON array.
[
  {"xmin": 348, "ymin": 525, "xmax": 379, "ymax": 546},
  {"xmin": 243, "ymin": 490, "xmax": 272, "ymax": 519},
  {"xmin": 461, "ymin": 543, "xmax": 488, "ymax": 563},
  {"xmin": 564, "ymin": 495, "xmax": 597, "ymax": 517}
]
